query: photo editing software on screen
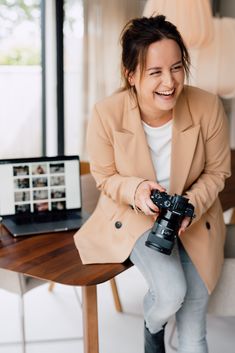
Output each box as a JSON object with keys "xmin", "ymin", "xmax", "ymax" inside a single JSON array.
[{"xmin": 0, "ymin": 159, "xmax": 81, "ymax": 216}]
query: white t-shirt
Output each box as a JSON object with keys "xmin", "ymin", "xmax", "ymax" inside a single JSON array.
[{"xmin": 142, "ymin": 119, "xmax": 172, "ymax": 191}]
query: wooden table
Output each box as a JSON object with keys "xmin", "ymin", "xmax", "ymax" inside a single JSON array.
[{"xmin": 0, "ymin": 226, "xmax": 132, "ymax": 353}]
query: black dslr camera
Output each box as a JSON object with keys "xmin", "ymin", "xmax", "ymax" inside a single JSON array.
[{"xmin": 145, "ymin": 190, "xmax": 195, "ymax": 255}]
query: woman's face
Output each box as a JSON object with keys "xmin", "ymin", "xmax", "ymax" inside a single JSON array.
[{"xmin": 130, "ymin": 39, "xmax": 185, "ymax": 120}]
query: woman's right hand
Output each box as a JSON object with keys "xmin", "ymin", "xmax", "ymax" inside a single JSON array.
[{"xmin": 134, "ymin": 180, "xmax": 165, "ymax": 216}]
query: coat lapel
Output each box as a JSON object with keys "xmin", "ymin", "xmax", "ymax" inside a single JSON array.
[
  {"xmin": 169, "ymin": 88, "xmax": 200, "ymax": 194},
  {"xmin": 115, "ymin": 89, "xmax": 200, "ymax": 194},
  {"xmin": 117, "ymin": 92, "xmax": 156, "ymax": 181}
]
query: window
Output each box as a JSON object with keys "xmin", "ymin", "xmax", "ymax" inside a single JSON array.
[
  {"xmin": 0, "ymin": 0, "xmax": 42, "ymax": 158},
  {"xmin": 0, "ymin": 0, "xmax": 146, "ymax": 160}
]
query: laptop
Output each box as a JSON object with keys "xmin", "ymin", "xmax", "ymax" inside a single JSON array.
[{"xmin": 0, "ymin": 155, "xmax": 89, "ymax": 236}]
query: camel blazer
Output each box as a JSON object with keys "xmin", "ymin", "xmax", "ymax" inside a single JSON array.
[{"xmin": 74, "ymin": 85, "xmax": 231, "ymax": 293}]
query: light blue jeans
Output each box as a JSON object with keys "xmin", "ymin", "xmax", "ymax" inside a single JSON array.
[{"xmin": 130, "ymin": 230, "xmax": 209, "ymax": 353}]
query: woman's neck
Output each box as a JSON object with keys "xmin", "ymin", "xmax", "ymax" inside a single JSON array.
[{"xmin": 141, "ymin": 110, "xmax": 173, "ymax": 128}]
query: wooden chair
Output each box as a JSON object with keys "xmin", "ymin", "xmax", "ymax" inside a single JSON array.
[
  {"xmin": 48, "ymin": 161, "xmax": 123, "ymax": 312},
  {"xmin": 80, "ymin": 161, "xmax": 123, "ymax": 312}
]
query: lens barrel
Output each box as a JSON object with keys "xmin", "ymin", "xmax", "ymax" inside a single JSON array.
[
  {"xmin": 145, "ymin": 190, "xmax": 195, "ymax": 255},
  {"xmin": 145, "ymin": 209, "xmax": 183, "ymax": 255}
]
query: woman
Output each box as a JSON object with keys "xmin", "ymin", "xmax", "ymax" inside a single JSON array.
[{"xmin": 74, "ymin": 15, "xmax": 231, "ymax": 353}]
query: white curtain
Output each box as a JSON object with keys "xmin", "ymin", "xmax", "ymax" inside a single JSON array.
[
  {"xmin": 79, "ymin": 0, "xmax": 145, "ymax": 157},
  {"xmin": 83, "ymin": 0, "xmax": 144, "ymax": 116},
  {"xmin": 143, "ymin": 0, "xmax": 214, "ymax": 48},
  {"xmin": 189, "ymin": 17, "xmax": 235, "ymax": 99}
]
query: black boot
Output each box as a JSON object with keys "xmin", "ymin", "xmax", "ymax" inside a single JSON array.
[{"xmin": 144, "ymin": 323, "xmax": 165, "ymax": 353}]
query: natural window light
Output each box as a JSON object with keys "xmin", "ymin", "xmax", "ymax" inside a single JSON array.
[{"xmin": 0, "ymin": 0, "xmax": 42, "ymax": 158}]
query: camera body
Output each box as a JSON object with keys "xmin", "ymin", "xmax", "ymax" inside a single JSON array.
[{"xmin": 145, "ymin": 190, "xmax": 195, "ymax": 255}]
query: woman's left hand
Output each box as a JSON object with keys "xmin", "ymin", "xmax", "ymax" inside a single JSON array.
[{"xmin": 178, "ymin": 216, "xmax": 191, "ymax": 236}]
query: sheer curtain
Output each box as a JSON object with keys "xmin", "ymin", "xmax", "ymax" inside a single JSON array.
[{"xmin": 80, "ymin": 0, "xmax": 145, "ymax": 157}]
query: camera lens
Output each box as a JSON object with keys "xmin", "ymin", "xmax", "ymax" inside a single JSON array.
[
  {"xmin": 145, "ymin": 209, "xmax": 183, "ymax": 255},
  {"xmin": 146, "ymin": 190, "xmax": 195, "ymax": 255}
]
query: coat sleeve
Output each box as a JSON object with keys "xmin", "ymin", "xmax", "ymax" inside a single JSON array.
[
  {"xmin": 86, "ymin": 105, "xmax": 145, "ymax": 207},
  {"xmin": 185, "ymin": 95, "xmax": 231, "ymax": 222}
]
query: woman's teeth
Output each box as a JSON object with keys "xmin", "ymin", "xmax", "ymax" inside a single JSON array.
[{"xmin": 156, "ymin": 89, "xmax": 174, "ymax": 96}]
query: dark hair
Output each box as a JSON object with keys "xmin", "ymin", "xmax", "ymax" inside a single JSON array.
[{"xmin": 120, "ymin": 15, "xmax": 190, "ymax": 90}]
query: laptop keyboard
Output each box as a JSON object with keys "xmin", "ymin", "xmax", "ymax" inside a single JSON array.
[{"xmin": 14, "ymin": 212, "xmax": 81, "ymax": 225}]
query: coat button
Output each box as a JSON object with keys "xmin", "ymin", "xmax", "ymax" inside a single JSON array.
[
  {"xmin": 115, "ymin": 221, "xmax": 122, "ymax": 229},
  {"xmin": 205, "ymin": 221, "xmax": 211, "ymax": 230}
]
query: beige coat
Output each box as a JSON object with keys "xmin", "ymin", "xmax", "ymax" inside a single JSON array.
[{"xmin": 74, "ymin": 86, "xmax": 231, "ymax": 293}]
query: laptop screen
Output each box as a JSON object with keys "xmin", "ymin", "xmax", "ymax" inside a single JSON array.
[{"xmin": 0, "ymin": 156, "xmax": 81, "ymax": 216}]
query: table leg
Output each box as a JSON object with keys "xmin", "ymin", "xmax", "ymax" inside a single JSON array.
[{"xmin": 82, "ymin": 285, "xmax": 99, "ymax": 353}]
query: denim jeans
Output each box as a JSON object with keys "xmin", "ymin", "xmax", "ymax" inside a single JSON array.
[{"xmin": 130, "ymin": 230, "xmax": 209, "ymax": 353}]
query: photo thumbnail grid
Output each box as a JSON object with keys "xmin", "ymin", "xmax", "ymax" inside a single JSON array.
[{"xmin": 13, "ymin": 162, "xmax": 67, "ymax": 213}]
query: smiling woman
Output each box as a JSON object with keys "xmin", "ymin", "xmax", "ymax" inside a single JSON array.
[
  {"xmin": 73, "ymin": 14, "xmax": 231, "ymax": 353},
  {"xmin": 129, "ymin": 39, "xmax": 185, "ymax": 127}
]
